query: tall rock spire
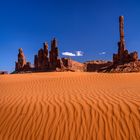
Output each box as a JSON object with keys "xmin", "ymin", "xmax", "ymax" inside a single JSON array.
[
  {"xmin": 43, "ymin": 42, "xmax": 49, "ymax": 68},
  {"xmin": 15, "ymin": 48, "xmax": 31, "ymax": 72},
  {"xmin": 113, "ymin": 16, "xmax": 138, "ymax": 65},
  {"xmin": 119, "ymin": 16, "xmax": 125, "ymax": 42},
  {"xmin": 49, "ymin": 38, "xmax": 59, "ymax": 69},
  {"xmin": 118, "ymin": 16, "xmax": 125, "ymax": 59},
  {"xmin": 15, "ymin": 48, "xmax": 27, "ymax": 71}
]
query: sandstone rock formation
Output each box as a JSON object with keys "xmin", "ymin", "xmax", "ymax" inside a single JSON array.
[
  {"xmin": 13, "ymin": 16, "xmax": 140, "ymax": 73},
  {"xmin": 101, "ymin": 16, "xmax": 140, "ymax": 73},
  {"xmin": 60, "ymin": 58, "xmax": 85, "ymax": 72},
  {"xmin": 81, "ymin": 16, "xmax": 139, "ymax": 73},
  {"xmin": 14, "ymin": 38, "xmax": 84, "ymax": 73},
  {"xmin": 34, "ymin": 38, "xmax": 64, "ymax": 71},
  {"xmin": 101, "ymin": 61, "xmax": 140, "ymax": 73},
  {"xmin": 34, "ymin": 42, "xmax": 49, "ymax": 71},
  {"xmin": 15, "ymin": 48, "xmax": 31, "ymax": 72},
  {"xmin": 113, "ymin": 16, "xmax": 138, "ymax": 64},
  {"xmin": 84, "ymin": 60, "xmax": 112, "ymax": 72},
  {"xmin": 49, "ymin": 38, "xmax": 59, "ymax": 69},
  {"xmin": 33, "ymin": 38, "xmax": 85, "ymax": 72}
]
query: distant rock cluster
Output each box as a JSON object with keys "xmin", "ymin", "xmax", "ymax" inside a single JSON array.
[
  {"xmin": 15, "ymin": 38, "xmax": 85, "ymax": 73},
  {"xmin": 34, "ymin": 38, "xmax": 61, "ymax": 71}
]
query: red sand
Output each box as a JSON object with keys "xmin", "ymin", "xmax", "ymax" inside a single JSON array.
[{"xmin": 0, "ymin": 72, "xmax": 140, "ymax": 140}]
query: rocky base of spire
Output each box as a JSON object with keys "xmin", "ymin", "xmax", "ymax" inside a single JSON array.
[
  {"xmin": 99, "ymin": 61, "xmax": 140, "ymax": 73},
  {"xmin": 113, "ymin": 50, "xmax": 138, "ymax": 64}
]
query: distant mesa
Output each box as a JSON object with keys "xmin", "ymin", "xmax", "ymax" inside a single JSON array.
[
  {"xmin": 85, "ymin": 60, "xmax": 112, "ymax": 72},
  {"xmin": 14, "ymin": 38, "xmax": 85, "ymax": 73},
  {"xmin": 0, "ymin": 71, "xmax": 8, "ymax": 75}
]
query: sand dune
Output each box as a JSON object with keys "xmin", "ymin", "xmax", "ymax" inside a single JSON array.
[{"xmin": 0, "ymin": 72, "xmax": 140, "ymax": 140}]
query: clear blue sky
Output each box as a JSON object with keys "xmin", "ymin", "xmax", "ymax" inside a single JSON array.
[{"xmin": 0, "ymin": 0, "xmax": 140, "ymax": 72}]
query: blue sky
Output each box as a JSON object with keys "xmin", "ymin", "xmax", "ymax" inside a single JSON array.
[{"xmin": 0, "ymin": 0, "xmax": 140, "ymax": 72}]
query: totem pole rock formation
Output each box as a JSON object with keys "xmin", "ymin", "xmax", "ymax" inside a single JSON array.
[
  {"xmin": 15, "ymin": 48, "xmax": 31, "ymax": 71},
  {"xmin": 113, "ymin": 16, "xmax": 138, "ymax": 64},
  {"xmin": 100, "ymin": 16, "xmax": 140, "ymax": 73}
]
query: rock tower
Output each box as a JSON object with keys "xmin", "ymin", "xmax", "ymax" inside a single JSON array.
[
  {"xmin": 34, "ymin": 42, "xmax": 49, "ymax": 70},
  {"xmin": 113, "ymin": 16, "xmax": 138, "ymax": 64},
  {"xmin": 49, "ymin": 38, "xmax": 59, "ymax": 69},
  {"xmin": 15, "ymin": 48, "xmax": 31, "ymax": 71}
]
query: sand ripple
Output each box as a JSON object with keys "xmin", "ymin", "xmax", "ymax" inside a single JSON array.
[{"xmin": 0, "ymin": 72, "xmax": 140, "ymax": 140}]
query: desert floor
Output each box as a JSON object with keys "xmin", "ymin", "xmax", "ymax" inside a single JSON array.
[{"xmin": 0, "ymin": 72, "xmax": 140, "ymax": 140}]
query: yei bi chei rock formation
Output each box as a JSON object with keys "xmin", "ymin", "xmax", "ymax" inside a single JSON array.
[
  {"xmin": 34, "ymin": 38, "xmax": 64, "ymax": 71},
  {"xmin": 15, "ymin": 38, "xmax": 84, "ymax": 73}
]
